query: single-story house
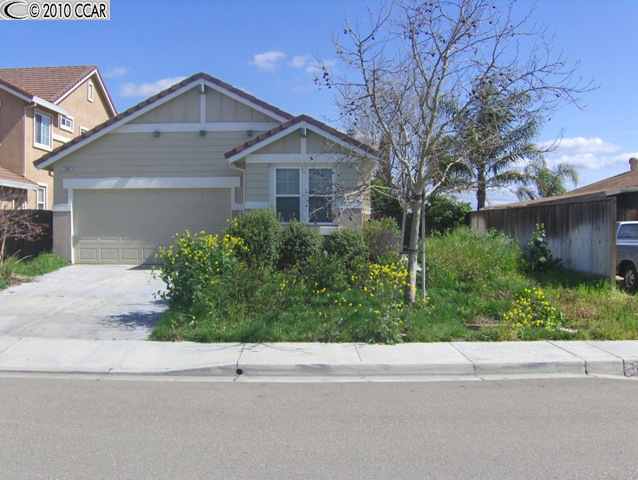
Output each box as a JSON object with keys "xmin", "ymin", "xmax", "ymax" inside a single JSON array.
[
  {"xmin": 34, "ymin": 73, "xmax": 379, "ymax": 265},
  {"xmin": 470, "ymin": 157, "xmax": 638, "ymax": 279}
]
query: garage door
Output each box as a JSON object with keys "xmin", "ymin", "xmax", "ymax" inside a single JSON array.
[{"xmin": 73, "ymin": 188, "xmax": 231, "ymax": 264}]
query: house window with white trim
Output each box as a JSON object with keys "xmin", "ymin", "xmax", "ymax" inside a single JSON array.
[
  {"xmin": 308, "ymin": 168, "xmax": 334, "ymax": 223},
  {"xmin": 87, "ymin": 82, "xmax": 94, "ymax": 102},
  {"xmin": 34, "ymin": 111, "xmax": 52, "ymax": 149},
  {"xmin": 36, "ymin": 185, "xmax": 47, "ymax": 210},
  {"xmin": 275, "ymin": 168, "xmax": 301, "ymax": 222},
  {"xmin": 59, "ymin": 114, "xmax": 74, "ymax": 133}
]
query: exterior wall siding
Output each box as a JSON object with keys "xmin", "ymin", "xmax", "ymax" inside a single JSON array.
[
  {"xmin": 52, "ymin": 131, "xmax": 245, "ymax": 205},
  {"xmin": 52, "ymin": 211, "xmax": 72, "ymax": 259},
  {"xmin": 0, "ymin": 89, "xmax": 26, "ymax": 177},
  {"xmin": 258, "ymin": 131, "xmax": 302, "ymax": 154},
  {"xmin": 131, "ymin": 86, "xmax": 277, "ymax": 124},
  {"xmin": 131, "ymin": 88, "xmax": 200, "ymax": 124},
  {"xmin": 307, "ymin": 131, "xmax": 336, "ymax": 153},
  {"xmin": 245, "ymin": 163, "xmax": 270, "ymax": 203},
  {"xmin": 205, "ymin": 87, "xmax": 274, "ymax": 123}
]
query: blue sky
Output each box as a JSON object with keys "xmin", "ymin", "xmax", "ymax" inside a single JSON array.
[{"xmin": 3, "ymin": 0, "xmax": 638, "ymax": 204}]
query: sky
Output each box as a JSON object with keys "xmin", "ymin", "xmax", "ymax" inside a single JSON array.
[{"xmin": 3, "ymin": 0, "xmax": 638, "ymax": 206}]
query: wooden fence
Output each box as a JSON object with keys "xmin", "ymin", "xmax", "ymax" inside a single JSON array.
[{"xmin": 470, "ymin": 193, "xmax": 617, "ymax": 280}]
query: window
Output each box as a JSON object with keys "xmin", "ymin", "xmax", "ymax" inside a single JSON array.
[
  {"xmin": 36, "ymin": 185, "xmax": 47, "ymax": 210},
  {"xmin": 618, "ymin": 224, "xmax": 638, "ymax": 240},
  {"xmin": 80, "ymin": 126, "xmax": 89, "ymax": 135},
  {"xmin": 34, "ymin": 111, "xmax": 52, "ymax": 149},
  {"xmin": 308, "ymin": 168, "xmax": 334, "ymax": 223},
  {"xmin": 87, "ymin": 82, "xmax": 94, "ymax": 102},
  {"xmin": 59, "ymin": 114, "xmax": 74, "ymax": 133},
  {"xmin": 275, "ymin": 168, "xmax": 300, "ymax": 222}
]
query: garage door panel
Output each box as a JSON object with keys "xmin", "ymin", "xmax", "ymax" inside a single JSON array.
[
  {"xmin": 73, "ymin": 189, "xmax": 231, "ymax": 264},
  {"xmin": 77, "ymin": 247, "xmax": 99, "ymax": 263}
]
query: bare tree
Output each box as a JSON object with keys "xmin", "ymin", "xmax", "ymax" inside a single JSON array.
[
  {"xmin": 322, "ymin": 0, "xmax": 590, "ymax": 303},
  {"xmin": 0, "ymin": 189, "xmax": 46, "ymax": 262}
]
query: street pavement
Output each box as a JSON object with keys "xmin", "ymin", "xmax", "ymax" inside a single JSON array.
[{"xmin": 1, "ymin": 375, "xmax": 637, "ymax": 479}]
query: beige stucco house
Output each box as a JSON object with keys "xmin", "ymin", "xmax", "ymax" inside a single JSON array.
[
  {"xmin": 35, "ymin": 73, "xmax": 378, "ymax": 265},
  {"xmin": 0, "ymin": 65, "xmax": 116, "ymax": 209}
]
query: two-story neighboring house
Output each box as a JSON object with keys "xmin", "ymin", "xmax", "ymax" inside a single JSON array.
[{"xmin": 0, "ymin": 65, "xmax": 116, "ymax": 209}]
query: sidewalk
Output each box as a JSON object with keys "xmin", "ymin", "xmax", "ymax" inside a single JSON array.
[{"xmin": 0, "ymin": 336, "xmax": 637, "ymax": 378}]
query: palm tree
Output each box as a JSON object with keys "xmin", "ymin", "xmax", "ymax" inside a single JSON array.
[
  {"xmin": 457, "ymin": 81, "xmax": 543, "ymax": 210},
  {"xmin": 516, "ymin": 159, "xmax": 579, "ymax": 200}
]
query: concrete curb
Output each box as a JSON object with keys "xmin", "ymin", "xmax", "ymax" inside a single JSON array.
[{"xmin": 0, "ymin": 337, "xmax": 636, "ymax": 378}]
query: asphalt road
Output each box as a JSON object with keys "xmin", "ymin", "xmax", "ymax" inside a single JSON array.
[{"xmin": 1, "ymin": 375, "xmax": 637, "ymax": 479}]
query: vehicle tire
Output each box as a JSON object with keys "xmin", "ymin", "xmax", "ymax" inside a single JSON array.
[{"xmin": 622, "ymin": 264, "xmax": 638, "ymax": 293}]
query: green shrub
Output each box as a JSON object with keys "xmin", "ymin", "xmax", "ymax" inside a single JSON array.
[
  {"xmin": 427, "ymin": 227, "xmax": 522, "ymax": 291},
  {"xmin": 278, "ymin": 221, "xmax": 322, "ymax": 270},
  {"xmin": 501, "ymin": 287, "xmax": 563, "ymax": 339},
  {"xmin": 363, "ymin": 217, "xmax": 402, "ymax": 262},
  {"xmin": 525, "ymin": 223, "xmax": 557, "ymax": 272},
  {"xmin": 425, "ymin": 195, "xmax": 472, "ymax": 234},
  {"xmin": 226, "ymin": 210, "xmax": 281, "ymax": 268},
  {"xmin": 323, "ymin": 229, "xmax": 368, "ymax": 270},
  {"xmin": 304, "ymin": 252, "xmax": 351, "ymax": 291},
  {"xmin": 155, "ymin": 231, "xmax": 245, "ymax": 309}
]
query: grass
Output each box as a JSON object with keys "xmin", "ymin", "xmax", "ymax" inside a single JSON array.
[
  {"xmin": 0, "ymin": 253, "xmax": 68, "ymax": 289},
  {"xmin": 151, "ymin": 228, "xmax": 638, "ymax": 343}
]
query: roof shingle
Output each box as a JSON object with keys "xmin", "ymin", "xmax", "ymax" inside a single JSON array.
[
  {"xmin": 0, "ymin": 65, "xmax": 96, "ymax": 102},
  {"xmin": 0, "ymin": 166, "xmax": 38, "ymax": 188},
  {"xmin": 482, "ymin": 161, "xmax": 638, "ymax": 210}
]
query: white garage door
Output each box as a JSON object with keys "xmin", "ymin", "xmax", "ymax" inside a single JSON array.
[{"xmin": 73, "ymin": 188, "xmax": 231, "ymax": 264}]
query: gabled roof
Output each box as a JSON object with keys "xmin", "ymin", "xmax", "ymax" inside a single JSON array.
[
  {"xmin": 0, "ymin": 65, "xmax": 116, "ymax": 116},
  {"xmin": 0, "ymin": 166, "xmax": 38, "ymax": 191},
  {"xmin": 224, "ymin": 114, "xmax": 380, "ymax": 162},
  {"xmin": 567, "ymin": 169, "xmax": 638, "ymax": 196},
  {"xmin": 35, "ymin": 72, "xmax": 294, "ymax": 170}
]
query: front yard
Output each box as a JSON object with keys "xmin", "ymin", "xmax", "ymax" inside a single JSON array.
[
  {"xmin": 151, "ymin": 211, "xmax": 638, "ymax": 344},
  {"xmin": 0, "ymin": 253, "xmax": 68, "ymax": 290}
]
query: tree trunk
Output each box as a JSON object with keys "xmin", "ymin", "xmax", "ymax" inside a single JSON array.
[
  {"xmin": 476, "ymin": 172, "xmax": 487, "ymax": 210},
  {"xmin": 405, "ymin": 201, "xmax": 422, "ymax": 304},
  {"xmin": 421, "ymin": 201, "xmax": 427, "ymax": 300},
  {"xmin": 400, "ymin": 210, "xmax": 407, "ymax": 252}
]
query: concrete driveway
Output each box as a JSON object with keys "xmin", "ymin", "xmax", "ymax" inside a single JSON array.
[{"xmin": 0, "ymin": 265, "xmax": 166, "ymax": 340}]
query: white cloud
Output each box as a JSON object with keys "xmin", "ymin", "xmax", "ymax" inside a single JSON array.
[
  {"xmin": 120, "ymin": 76, "xmax": 186, "ymax": 98},
  {"xmin": 104, "ymin": 66, "xmax": 128, "ymax": 79},
  {"xmin": 540, "ymin": 136, "xmax": 635, "ymax": 170},
  {"xmin": 289, "ymin": 55, "xmax": 309, "ymax": 69},
  {"xmin": 251, "ymin": 51, "xmax": 287, "ymax": 72}
]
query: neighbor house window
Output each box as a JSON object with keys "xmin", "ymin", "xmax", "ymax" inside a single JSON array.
[
  {"xmin": 275, "ymin": 168, "xmax": 301, "ymax": 222},
  {"xmin": 87, "ymin": 82, "xmax": 94, "ymax": 102},
  {"xmin": 36, "ymin": 185, "xmax": 47, "ymax": 210},
  {"xmin": 34, "ymin": 111, "xmax": 52, "ymax": 149},
  {"xmin": 308, "ymin": 168, "xmax": 334, "ymax": 223},
  {"xmin": 59, "ymin": 114, "xmax": 74, "ymax": 133}
]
